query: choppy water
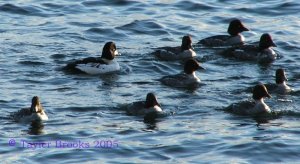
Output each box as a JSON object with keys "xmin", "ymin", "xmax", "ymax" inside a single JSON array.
[{"xmin": 1, "ymin": 0, "xmax": 300, "ymax": 163}]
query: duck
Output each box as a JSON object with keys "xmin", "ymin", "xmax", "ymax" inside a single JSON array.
[
  {"xmin": 64, "ymin": 42, "xmax": 120, "ymax": 74},
  {"xmin": 198, "ymin": 19, "xmax": 249, "ymax": 47},
  {"xmin": 154, "ymin": 35, "xmax": 196, "ymax": 61},
  {"xmin": 266, "ymin": 68, "xmax": 292, "ymax": 94},
  {"xmin": 126, "ymin": 93, "xmax": 162, "ymax": 116},
  {"xmin": 226, "ymin": 84, "xmax": 272, "ymax": 115},
  {"xmin": 12, "ymin": 96, "xmax": 48, "ymax": 122},
  {"xmin": 160, "ymin": 58, "xmax": 204, "ymax": 88},
  {"xmin": 274, "ymin": 68, "xmax": 292, "ymax": 94},
  {"xmin": 221, "ymin": 33, "xmax": 277, "ymax": 63}
]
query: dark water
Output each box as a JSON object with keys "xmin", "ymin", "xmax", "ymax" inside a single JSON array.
[{"xmin": 1, "ymin": 0, "xmax": 300, "ymax": 163}]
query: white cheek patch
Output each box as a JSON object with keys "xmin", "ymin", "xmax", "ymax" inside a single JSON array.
[
  {"xmin": 35, "ymin": 106, "xmax": 39, "ymax": 113},
  {"xmin": 114, "ymin": 50, "xmax": 120, "ymax": 56}
]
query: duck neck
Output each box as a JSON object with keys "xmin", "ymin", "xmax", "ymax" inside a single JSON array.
[
  {"xmin": 185, "ymin": 72, "xmax": 194, "ymax": 76},
  {"xmin": 30, "ymin": 105, "xmax": 37, "ymax": 113},
  {"xmin": 181, "ymin": 45, "xmax": 192, "ymax": 52},
  {"xmin": 259, "ymin": 45, "xmax": 270, "ymax": 51},
  {"xmin": 31, "ymin": 105, "xmax": 42, "ymax": 114},
  {"xmin": 227, "ymin": 34, "xmax": 245, "ymax": 45},
  {"xmin": 277, "ymin": 81, "xmax": 290, "ymax": 89},
  {"xmin": 186, "ymin": 72, "xmax": 200, "ymax": 82},
  {"xmin": 102, "ymin": 58, "xmax": 113, "ymax": 64},
  {"xmin": 255, "ymin": 98, "xmax": 265, "ymax": 104},
  {"xmin": 254, "ymin": 98, "xmax": 270, "ymax": 113},
  {"xmin": 230, "ymin": 32, "xmax": 240, "ymax": 37},
  {"xmin": 277, "ymin": 81, "xmax": 286, "ymax": 85}
]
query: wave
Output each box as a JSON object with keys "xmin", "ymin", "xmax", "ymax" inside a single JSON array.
[
  {"xmin": 18, "ymin": 61, "xmax": 46, "ymax": 66},
  {"xmin": 234, "ymin": 1, "xmax": 300, "ymax": 16},
  {"xmin": 0, "ymin": 4, "xmax": 30, "ymax": 15},
  {"xmin": 116, "ymin": 20, "xmax": 169, "ymax": 36},
  {"xmin": 0, "ymin": 3, "xmax": 61, "ymax": 17},
  {"xmin": 174, "ymin": 1, "xmax": 217, "ymax": 11},
  {"xmin": 82, "ymin": 0, "xmax": 140, "ymax": 7},
  {"xmin": 85, "ymin": 28, "xmax": 128, "ymax": 38}
]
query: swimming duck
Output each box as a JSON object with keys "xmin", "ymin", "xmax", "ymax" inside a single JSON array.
[
  {"xmin": 198, "ymin": 19, "xmax": 249, "ymax": 47},
  {"xmin": 274, "ymin": 68, "xmax": 292, "ymax": 93},
  {"xmin": 227, "ymin": 84, "xmax": 271, "ymax": 115},
  {"xmin": 13, "ymin": 96, "xmax": 48, "ymax": 122},
  {"xmin": 155, "ymin": 35, "xmax": 196, "ymax": 60},
  {"xmin": 126, "ymin": 93, "xmax": 162, "ymax": 116},
  {"xmin": 221, "ymin": 33, "xmax": 277, "ymax": 63},
  {"xmin": 64, "ymin": 42, "xmax": 120, "ymax": 74},
  {"xmin": 160, "ymin": 59, "xmax": 204, "ymax": 88},
  {"xmin": 269, "ymin": 68, "xmax": 292, "ymax": 94}
]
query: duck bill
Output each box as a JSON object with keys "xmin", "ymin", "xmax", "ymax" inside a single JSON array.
[
  {"xmin": 271, "ymin": 41, "xmax": 277, "ymax": 47},
  {"xmin": 198, "ymin": 65, "xmax": 205, "ymax": 70},
  {"xmin": 241, "ymin": 25, "xmax": 249, "ymax": 32},
  {"xmin": 266, "ymin": 93, "xmax": 272, "ymax": 98}
]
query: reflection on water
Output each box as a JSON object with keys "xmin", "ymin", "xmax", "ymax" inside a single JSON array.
[{"xmin": 28, "ymin": 121, "xmax": 45, "ymax": 135}]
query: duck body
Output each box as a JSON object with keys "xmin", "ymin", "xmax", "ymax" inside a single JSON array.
[
  {"xmin": 274, "ymin": 82, "xmax": 292, "ymax": 94},
  {"xmin": 221, "ymin": 45, "xmax": 277, "ymax": 63},
  {"xmin": 64, "ymin": 42, "xmax": 120, "ymax": 74},
  {"xmin": 273, "ymin": 68, "xmax": 292, "ymax": 94},
  {"xmin": 226, "ymin": 84, "xmax": 272, "ymax": 116},
  {"xmin": 160, "ymin": 72, "xmax": 200, "ymax": 88},
  {"xmin": 12, "ymin": 96, "xmax": 48, "ymax": 123},
  {"xmin": 198, "ymin": 34, "xmax": 246, "ymax": 47},
  {"xmin": 13, "ymin": 108, "xmax": 48, "ymax": 122},
  {"xmin": 155, "ymin": 46, "xmax": 196, "ymax": 61},
  {"xmin": 126, "ymin": 93, "xmax": 163, "ymax": 117},
  {"xmin": 221, "ymin": 33, "xmax": 277, "ymax": 63},
  {"xmin": 72, "ymin": 57, "xmax": 120, "ymax": 75},
  {"xmin": 266, "ymin": 82, "xmax": 292, "ymax": 95},
  {"xmin": 160, "ymin": 59, "xmax": 204, "ymax": 88},
  {"xmin": 198, "ymin": 19, "xmax": 249, "ymax": 47},
  {"xmin": 228, "ymin": 99, "xmax": 271, "ymax": 116},
  {"xmin": 126, "ymin": 101, "xmax": 162, "ymax": 116},
  {"xmin": 154, "ymin": 35, "xmax": 196, "ymax": 61}
]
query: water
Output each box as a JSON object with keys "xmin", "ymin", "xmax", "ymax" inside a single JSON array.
[{"xmin": 1, "ymin": 0, "xmax": 300, "ymax": 163}]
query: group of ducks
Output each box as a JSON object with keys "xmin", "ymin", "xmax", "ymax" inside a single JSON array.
[{"xmin": 12, "ymin": 19, "xmax": 292, "ymax": 122}]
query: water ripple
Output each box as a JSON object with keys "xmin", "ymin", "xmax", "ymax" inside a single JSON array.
[
  {"xmin": 0, "ymin": 4, "xmax": 30, "ymax": 15},
  {"xmin": 82, "ymin": 0, "xmax": 140, "ymax": 7},
  {"xmin": 117, "ymin": 20, "xmax": 169, "ymax": 36}
]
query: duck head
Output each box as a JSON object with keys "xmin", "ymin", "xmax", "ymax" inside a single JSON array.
[
  {"xmin": 227, "ymin": 19, "xmax": 249, "ymax": 36},
  {"xmin": 184, "ymin": 59, "xmax": 204, "ymax": 74},
  {"xmin": 144, "ymin": 93, "xmax": 160, "ymax": 108},
  {"xmin": 259, "ymin": 33, "xmax": 277, "ymax": 50},
  {"xmin": 101, "ymin": 42, "xmax": 118, "ymax": 60},
  {"xmin": 30, "ymin": 96, "xmax": 43, "ymax": 113},
  {"xmin": 181, "ymin": 35, "xmax": 193, "ymax": 51},
  {"xmin": 252, "ymin": 84, "xmax": 271, "ymax": 100},
  {"xmin": 276, "ymin": 68, "xmax": 287, "ymax": 84}
]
